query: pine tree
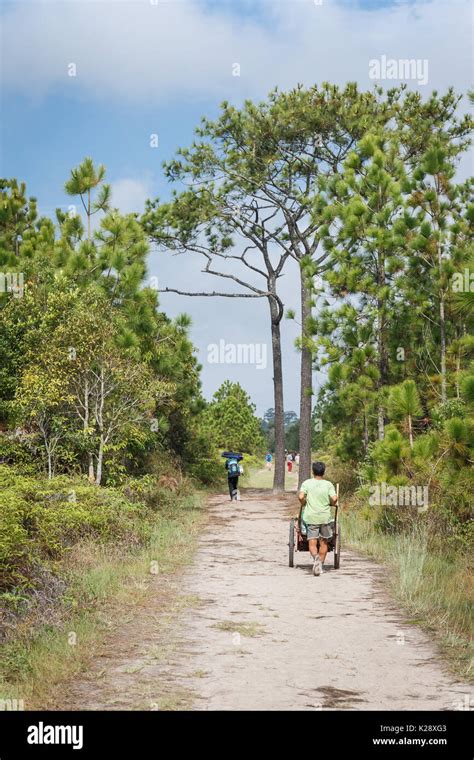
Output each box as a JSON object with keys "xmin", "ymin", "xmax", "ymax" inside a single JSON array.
[
  {"xmin": 318, "ymin": 130, "xmax": 408, "ymax": 441},
  {"xmin": 205, "ymin": 381, "xmax": 265, "ymax": 455},
  {"xmin": 0, "ymin": 179, "xmax": 38, "ymax": 262},
  {"xmin": 64, "ymin": 157, "xmax": 110, "ymax": 240},
  {"xmin": 388, "ymin": 379, "xmax": 423, "ymax": 448},
  {"xmin": 405, "ymin": 151, "xmax": 472, "ymax": 403}
]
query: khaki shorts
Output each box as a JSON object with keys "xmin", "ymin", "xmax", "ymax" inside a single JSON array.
[{"xmin": 306, "ymin": 523, "xmax": 332, "ymax": 540}]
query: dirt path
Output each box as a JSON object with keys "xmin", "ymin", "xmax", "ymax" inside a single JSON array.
[{"xmin": 57, "ymin": 490, "xmax": 471, "ymax": 711}]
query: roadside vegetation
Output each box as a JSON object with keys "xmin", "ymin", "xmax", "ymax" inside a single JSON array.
[
  {"xmin": 0, "ymin": 461, "xmax": 206, "ymax": 707},
  {"xmin": 342, "ymin": 508, "xmax": 472, "ymax": 679}
]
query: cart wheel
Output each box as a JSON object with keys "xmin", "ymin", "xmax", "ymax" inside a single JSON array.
[
  {"xmin": 333, "ymin": 521, "xmax": 341, "ymax": 569},
  {"xmin": 288, "ymin": 518, "xmax": 295, "ymax": 567}
]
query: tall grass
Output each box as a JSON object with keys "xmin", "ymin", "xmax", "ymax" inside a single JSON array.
[
  {"xmin": 240, "ymin": 461, "xmax": 299, "ymax": 491},
  {"xmin": 343, "ymin": 510, "xmax": 473, "ymax": 679}
]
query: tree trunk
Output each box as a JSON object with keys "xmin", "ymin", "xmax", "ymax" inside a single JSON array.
[
  {"xmin": 95, "ymin": 367, "xmax": 105, "ymax": 486},
  {"xmin": 298, "ymin": 278, "xmax": 313, "ymax": 487},
  {"xmin": 437, "ymin": 226, "xmax": 447, "ymax": 404},
  {"xmin": 363, "ymin": 412, "xmax": 369, "ymax": 453},
  {"xmin": 455, "ymin": 338, "xmax": 461, "ymax": 400},
  {"xmin": 96, "ymin": 437, "xmax": 104, "ymax": 486},
  {"xmin": 439, "ymin": 290, "xmax": 447, "ymax": 403},
  {"xmin": 408, "ymin": 414, "xmax": 413, "ymax": 449},
  {"xmin": 41, "ymin": 422, "xmax": 53, "ymax": 480},
  {"xmin": 269, "ymin": 296, "xmax": 285, "ymax": 492},
  {"xmin": 84, "ymin": 378, "xmax": 95, "ymax": 481},
  {"xmin": 377, "ymin": 254, "xmax": 388, "ymax": 441},
  {"xmin": 377, "ymin": 407, "xmax": 385, "ymax": 441}
]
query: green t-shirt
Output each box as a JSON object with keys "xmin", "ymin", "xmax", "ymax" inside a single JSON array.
[{"xmin": 300, "ymin": 478, "xmax": 336, "ymax": 525}]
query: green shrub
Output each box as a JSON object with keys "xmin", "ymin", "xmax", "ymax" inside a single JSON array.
[
  {"xmin": 0, "ymin": 435, "xmax": 37, "ymax": 471},
  {"xmin": 0, "ymin": 466, "xmax": 160, "ymax": 597},
  {"xmin": 431, "ymin": 399, "xmax": 467, "ymax": 428},
  {"xmin": 411, "ymin": 433, "xmax": 439, "ymax": 462},
  {"xmin": 316, "ymin": 451, "xmax": 359, "ymax": 495},
  {"xmin": 187, "ymin": 455, "xmax": 222, "ymax": 485},
  {"xmin": 371, "ymin": 426, "xmax": 410, "ymax": 477},
  {"xmin": 0, "ymin": 492, "xmax": 31, "ymax": 591}
]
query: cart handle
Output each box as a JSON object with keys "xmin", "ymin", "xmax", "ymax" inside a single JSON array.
[
  {"xmin": 297, "ymin": 501, "xmax": 304, "ymax": 532},
  {"xmin": 334, "ymin": 483, "xmax": 340, "ymax": 524}
]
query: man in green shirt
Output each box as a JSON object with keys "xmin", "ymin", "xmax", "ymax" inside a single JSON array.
[{"xmin": 298, "ymin": 461, "xmax": 337, "ymax": 576}]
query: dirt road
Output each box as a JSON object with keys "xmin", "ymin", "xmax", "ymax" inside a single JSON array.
[{"xmin": 58, "ymin": 490, "xmax": 471, "ymax": 711}]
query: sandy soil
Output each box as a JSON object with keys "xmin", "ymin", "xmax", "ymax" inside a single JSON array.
[{"xmin": 56, "ymin": 489, "xmax": 471, "ymax": 711}]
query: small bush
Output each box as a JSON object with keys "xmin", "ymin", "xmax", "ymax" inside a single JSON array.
[
  {"xmin": 0, "ymin": 434, "xmax": 36, "ymax": 469},
  {"xmin": 0, "ymin": 466, "xmax": 162, "ymax": 600},
  {"xmin": 188, "ymin": 455, "xmax": 223, "ymax": 485}
]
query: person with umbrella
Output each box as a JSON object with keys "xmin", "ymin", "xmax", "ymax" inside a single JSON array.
[{"xmin": 221, "ymin": 451, "xmax": 243, "ymax": 501}]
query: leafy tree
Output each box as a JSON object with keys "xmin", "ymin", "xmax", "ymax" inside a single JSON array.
[
  {"xmin": 87, "ymin": 345, "xmax": 158, "ymax": 485},
  {"xmin": 205, "ymin": 381, "xmax": 265, "ymax": 455},
  {"xmin": 143, "ymin": 83, "xmax": 405, "ymax": 488},
  {"xmin": 311, "ymin": 90, "xmax": 472, "ymax": 464},
  {"xmin": 0, "ymin": 165, "xmax": 217, "ymax": 484},
  {"xmin": 285, "ymin": 420, "xmax": 300, "ymax": 452},
  {"xmin": 10, "ymin": 284, "xmax": 157, "ymax": 483},
  {"xmin": 14, "ymin": 356, "xmax": 72, "ymax": 479}
]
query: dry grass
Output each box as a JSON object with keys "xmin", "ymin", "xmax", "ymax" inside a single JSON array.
[
  {"xmin": 213, "ymin": 620, "xmax": 266, "ymax": 637},
  {"xmin": 343, "ymin": 509, "xmax": 473, "ymax": 680}
]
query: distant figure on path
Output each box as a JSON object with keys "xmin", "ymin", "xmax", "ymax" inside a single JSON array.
[
  {"xmin": 222, "ymin": 452, "xmax": 243, "ymax": 501},
  {"xmin": 287, "ymin": 453, "xmax": 293, "ymax": 473},
  {"xmin": 265, "ymin": 452, "xmax": 273, "ymax": 470}
]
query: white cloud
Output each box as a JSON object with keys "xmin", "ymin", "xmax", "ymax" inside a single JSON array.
[
  {"xmin": 3, "ymin": 0, "xmax": 471, "ymax": 413},
  {"xmin": 2, "ymin": 0, "xmax": 472, "ymax": 104},
  {"xmin": 110, "ymin": 176, "xmax": 152, "ymax": 213}
]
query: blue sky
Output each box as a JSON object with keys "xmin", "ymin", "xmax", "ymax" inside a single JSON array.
[{"xmin": 1, "ymin": 0, "xmax": 472, "ymax": 414}]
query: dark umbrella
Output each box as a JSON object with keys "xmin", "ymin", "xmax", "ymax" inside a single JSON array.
[{"xmin": 221, "ymin": 451, "xmax": 243, "ymax": 460}]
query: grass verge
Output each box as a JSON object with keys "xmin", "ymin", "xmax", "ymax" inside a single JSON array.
[
  {"xmin": 0, "ymin": 487, "xmax": 206, "ymax": 709},
  {"xmin": 342, "ymin": 509, "xmax": 473, "ymax": 681},
  {"xmin": 240, "ymin": 463, "xmax": 299, "ymax": 491}
]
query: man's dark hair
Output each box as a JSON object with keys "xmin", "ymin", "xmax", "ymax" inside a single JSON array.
[{"xmin": 312, "ymin": 461, "xmax": 326, "ymax": 476}]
